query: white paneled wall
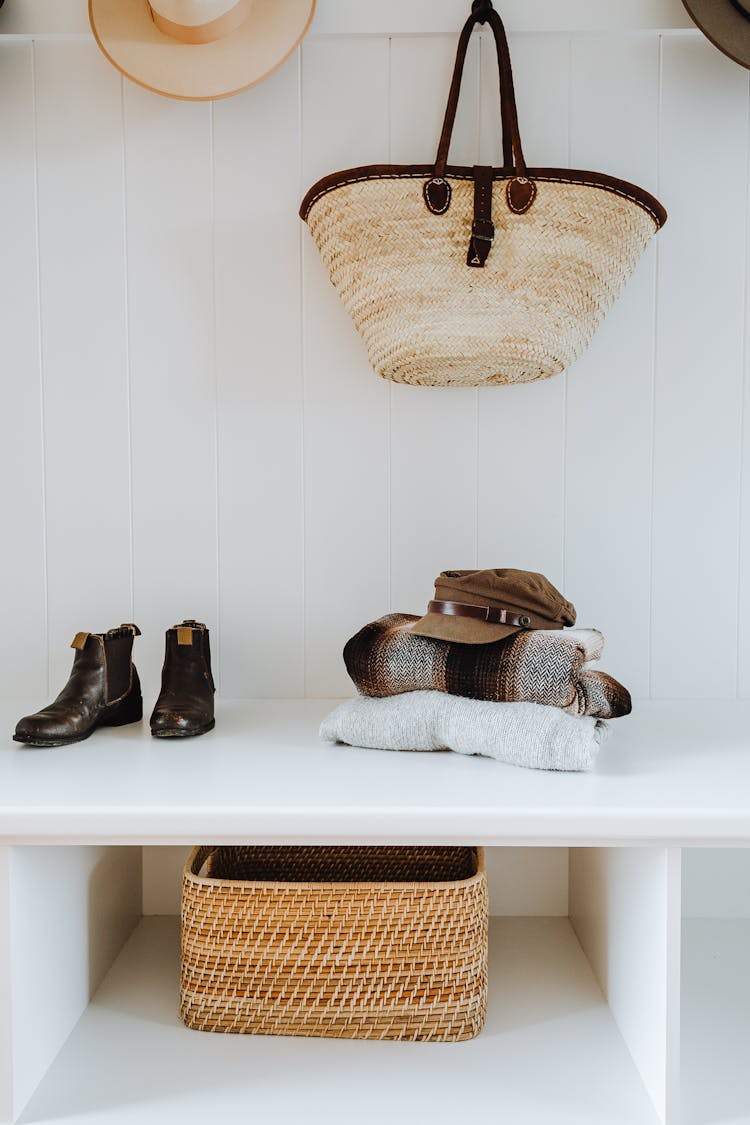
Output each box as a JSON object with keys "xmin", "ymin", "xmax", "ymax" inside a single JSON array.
[
  {"xmin": 565, "ymin": 34, "xmax": 659, "ymax": 702},
  {"xmin": 654, "ymin": 38, "xmax": 748, "ymax": 700},
  {"xmin": 1, "ymin": 5, "xmax": 749, "ymax": 706}
]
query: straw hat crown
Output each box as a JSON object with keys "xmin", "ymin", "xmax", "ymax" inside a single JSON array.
[{"xmin": 89, "ymin": 0, "xmax": 316, "ymax": 101}]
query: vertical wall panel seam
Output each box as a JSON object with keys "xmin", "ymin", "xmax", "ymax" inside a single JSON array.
[
  {"xmin": 120, "ymin": 76, "xmax": 135, "ymax": 625},
  {"xmin": 648, "ymin": 34, "xmax": 664, "ymax": 701},
  {"xmin": 735, "ymin": 73, "xmax": 750, "ymax": 699},
  {"xmin": 30, "ymin": 39, "xmax": 50, "ymax": 698},
  {"xmin": 299, "ymin": 44, "xmax": 308, "ymax": 696},
  {"xmin": 386, "ymin": 381, "xmax": 393, "ymax": 614},
  {"xmin": 296, "ymin": 46, "xmax": 306, "ymax": 696},
  {"xmin": 386, "ymin": 36, "xmax": 393, "ymax": 612},
  {"xmin": 209, "ymin": 102, "xmax": 221, "ymax": 691},
  {"xmin": 561, "ymin": 32, "xmax": 572, "ymax": 592},
  {"xmin": 474, "ymin": 32, "xmax": 481, "ymax": 562}
]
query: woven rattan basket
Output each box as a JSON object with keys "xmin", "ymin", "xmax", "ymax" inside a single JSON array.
[{"xmin": 180, "ymin": 845, "xmax": 488, "ymax": 1042}]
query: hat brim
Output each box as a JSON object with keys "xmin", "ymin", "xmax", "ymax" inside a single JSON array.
[
  {"xmin": 89, "ymin": 0, "xmax": 316, "ymax": 101},
  {"xmin": 682, "ymin": 0, "xmax": 750, "ymax": 69},
  {"xmin": 410, "ymin": 613, "xmax": 519, "ymax": 645}
]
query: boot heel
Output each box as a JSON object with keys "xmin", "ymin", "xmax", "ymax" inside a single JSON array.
[{"xmin": 100, "ymin": 679, "xmax": 143, "ymax": 728}]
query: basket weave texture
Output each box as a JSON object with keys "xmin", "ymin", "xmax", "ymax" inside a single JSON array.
[
  {"xmin": 306, "ymin": 175, "xmax": 657, "ymax": 387},
  {"xmin": 180, "ymin": 845, "xmax": 488, "ymax": 1042}
]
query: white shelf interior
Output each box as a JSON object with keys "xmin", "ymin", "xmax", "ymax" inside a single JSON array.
[
  {"xmin": 0, "ymin": 844, "xmax": 682, "ymax": 1125},
  {"xmin": 681, "ymin": 918, "xmax": 750, "ymax": 1125},
  {"xmin": 17, "ymin": 915, "xmax": 662, "ymax": 1125},
  {"xmin": 2, "ymin": 842, "xmax": 749, "ymax": 1125}
]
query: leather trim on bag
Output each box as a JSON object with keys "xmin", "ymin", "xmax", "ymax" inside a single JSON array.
[
  {"xmin": 433, "ymin": 4, "xmax": 525, "ymax": 182},
  {"xmin": 468, "ymin": 166, "xmax": 495, "ymax": 267},
  {"xmin": 299, "ymin": 163, "xmax": 667, "ymax": 229},
  {"xmin": 506, "ymin": 176, "xmax": 537, "ymax": 214},
  {"xmin": 423, "ymin": 177, "xmax": 452, "ymax": 215}
]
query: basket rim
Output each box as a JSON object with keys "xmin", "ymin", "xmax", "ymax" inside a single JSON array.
[
  {"xmin": 183, "ymin": 845, "xmax": 487, "ymax": 892},
  {"xmin": 299, "ymin": 161, "xmax": 667, "ymax": 229}
]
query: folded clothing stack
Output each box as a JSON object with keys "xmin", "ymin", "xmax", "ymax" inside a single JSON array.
[
  {"xmin": 320, "ymin": 693, "xmax": 609, "ymax": 772},
  {"xmin": 320, "ymin": 568, "xmax": 631, "ymax": 772},
  {"xmin": 344, "ymin": 615, "xmax": 630, "ymax": 719}
]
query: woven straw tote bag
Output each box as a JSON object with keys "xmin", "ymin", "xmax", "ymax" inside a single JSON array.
[{"xmin": 300, "ymin": 0, "xmax": 667, "ymax": 388}]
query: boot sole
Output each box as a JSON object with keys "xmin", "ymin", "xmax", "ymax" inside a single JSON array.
[
  {"xmin": 13, "ymin": 702, "xmax": 143, "ymax": 748},
  {"xmin": 150, "ymin": 718, "xmax": 215, "ymax": 739},
  {"xmin": 12, "ymin": 730, "xmax": 95, "ymax": 748}
]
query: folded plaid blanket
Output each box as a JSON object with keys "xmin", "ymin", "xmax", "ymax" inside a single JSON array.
[
  {"xmin": 343, "ymin": 614, "xmax": 631, "ymax": 719},
  {"xmin": 320, "ymin": 693, "xmax": 608, "ymax": 772}
]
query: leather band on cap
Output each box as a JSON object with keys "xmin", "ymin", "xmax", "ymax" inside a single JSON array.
[{"xmin": 427, "ymin": 599, "xmax": 532, "ymax": 627}]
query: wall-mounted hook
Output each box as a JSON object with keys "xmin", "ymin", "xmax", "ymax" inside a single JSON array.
[{"xmin": 471, "ymin": 0, "xmax": 495, "ymax": 25}]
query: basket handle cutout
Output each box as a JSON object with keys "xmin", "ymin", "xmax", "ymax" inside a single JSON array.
[{"xmin": 191, "ymin": 845, "xmax": 217, "ymax": 877}]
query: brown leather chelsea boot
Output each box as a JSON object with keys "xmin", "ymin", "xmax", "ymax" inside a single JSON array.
[
  {"xmin": 150, "ymin": 620, "xmax": 215, "ymax": 738},
  {"xmin": 14, "ymin": 624, "xmax": 143, "ymax": 747}
]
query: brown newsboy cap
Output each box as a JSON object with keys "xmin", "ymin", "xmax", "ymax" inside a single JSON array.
[{"xmin": 410, "ymin": 568, "xmax": 576, "ymax": 645}]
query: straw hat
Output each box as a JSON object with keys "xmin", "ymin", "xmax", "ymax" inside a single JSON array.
[
  {"xmin": 682, "ymin": 0, "xmax": 750, "ymax": 69},
  {"xmin": 89, "ymin": 0, "xmax": 316, "ymax": 101}
]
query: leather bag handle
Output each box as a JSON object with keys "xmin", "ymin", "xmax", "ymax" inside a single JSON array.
[
  {"xmin": 424, "ymin": 1, "xmax": 530, "ymax": 216},
  {"xmin": 425, "ymin": 1, "xmax": 537, "ymax": 229}
]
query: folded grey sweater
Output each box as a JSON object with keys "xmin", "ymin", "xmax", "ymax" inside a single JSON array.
[{"xmin": 320, "ymin": 692, "xmax": 608, "ymax": 772}]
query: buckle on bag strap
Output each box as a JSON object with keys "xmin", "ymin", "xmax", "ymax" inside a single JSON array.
[
  {"xmin": 471, "ymin": 218, "xmax": 495, "ymax": 242},
  {"xmin": 468, "ymin": 166, "xmax": 495, "ymax": 267}
]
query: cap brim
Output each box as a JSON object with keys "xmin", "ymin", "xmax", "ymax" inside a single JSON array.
[
  {"xmin": 410, "ymin": 613, "xmax": 518, "ymax": 645},
  {"xmin": 682, "ymin": 0, "xmax": 750, "ymax": 69},
  {"xmin": 89, "ymin": 0, "xmax": 316, "ymax": 101}
]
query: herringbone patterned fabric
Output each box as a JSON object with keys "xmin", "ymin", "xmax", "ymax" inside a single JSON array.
[{"xmin": 344, "ymin": 614, "xmax": 631, "ymax": 719}]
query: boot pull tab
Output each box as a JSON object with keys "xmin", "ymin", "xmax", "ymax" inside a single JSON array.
[
  {"xmin": 177, "ymin": 626, "xmax": 194, "ymax": 646},
  {"xmin": 71, "ymin": 632, "xmax": 90, "ymax": 651}
]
